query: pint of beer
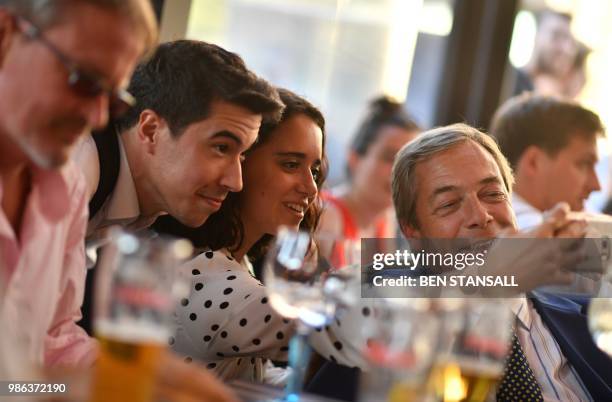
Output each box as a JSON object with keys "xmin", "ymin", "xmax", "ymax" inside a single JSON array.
[
  {"xmin": 433, "ymin": 299, "xmax": 512, "ymax": 402},
  {"xmin": 428, "ymin": 358, "xmax": 502, "ymax": 402},
  {"xmin": 89, "ymin": 230, "xmax": 191, "ymax": 402}
]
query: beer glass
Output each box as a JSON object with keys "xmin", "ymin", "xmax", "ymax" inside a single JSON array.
[
  {"xmin": 88, "ymin": 230, "xmax": 192, "ymax": 402},
  {"xmin": 432, "ymin": 299, "xmax": 512, "ymax": 402},
  {"xmin": 588, "ymin": 263, "xmax": 612, "ymax": 357},
  {"xmin": 359, "ymin": 300, "xmax": 440, "ymax": 402}
]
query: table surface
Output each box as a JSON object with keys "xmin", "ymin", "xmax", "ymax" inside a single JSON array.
[{"xmin": 229, "ymin": 379, "xmax": 345, "ymax": 402}]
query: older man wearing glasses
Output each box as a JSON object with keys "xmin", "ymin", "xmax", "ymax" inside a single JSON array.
[
  {"xmin": 0, "ymin": 1, "xmax": 241, "ymax": 401},
  {"xmin": 0, "ymin": 2, "xmax": 238, "ymax": 401},
  {"xmin": 0, "ymin": 0, "xmax": 153, "ymax": 366}
]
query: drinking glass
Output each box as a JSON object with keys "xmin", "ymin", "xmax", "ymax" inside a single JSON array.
[
  {"xmin": 431, "ymin": 299, "xmax": 513, "ymax": 402},
  {"xmin": 588, "ymin": 263, "xmax": 612, "ymax": 357},
  {"xmin": 358, "ymin": 299, "xmax": 440, "ymax": 402},
  {"xmin": 88, "ymin": 230, "xmax": 192, "ymax": 402},
  {"xmin": 263, "ymin": 228, "xmax": 359, "ymax": 401}
]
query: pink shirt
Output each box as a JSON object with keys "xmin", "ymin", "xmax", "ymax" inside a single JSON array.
[{"xmin": 0, "ymin": 160, "xmax": 97, "ymax": 368}]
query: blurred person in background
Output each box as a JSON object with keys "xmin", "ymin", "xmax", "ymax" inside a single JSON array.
[
  {"xmin": 154, "ymin": 88, "xmax": 368, "ymax": 383},
  {"xmin": 512, "ymin": 9, "xmax": 577, "ymax": 97},
  {"xmin": 318, "ymin": 96, "xmax": 420, "ymax": 241},
  {"xmin": 532, "ymin": 40, "xmax": 591, "ymax": 99},
  {"xmin": 558, "ymin": 40, "xmax": 590, "ymax": 99},
  {"xmin": 562, "ymin": 41, "xmax": 592, "ymax": 99},
  {"xmin": 490, "ymin": 94, "xmax": 604, "ymax": 229}
]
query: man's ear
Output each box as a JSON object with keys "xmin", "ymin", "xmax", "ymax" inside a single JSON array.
[
  {"xmin": 400, "ymin": 221, "xmax": 421, "ymax": 239},
  {"xmin": 0, "ymin": 11, "xmax": 17, "ymax": 69},
  {"xmin": 516, "ymin": 145, "xmax": 546, "ymax": 177},
  {"xmin": 136, "ymin": 109, "xmax": 167, "ymax": 155}
]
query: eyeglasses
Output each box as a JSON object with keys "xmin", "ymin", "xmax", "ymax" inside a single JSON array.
[{"xmin": 15, "ymin": 15, "xmax": 135, "ymax": 118}]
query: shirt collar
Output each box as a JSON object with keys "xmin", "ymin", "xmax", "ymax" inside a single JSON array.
[
  {"xmin": 0, "ymin": 162, "xmax": 72, "ymax": 240},
  {"xmin": 511, "ymin": 193, "xmax": 544, "ymax": 230},
  {"xmin": 104, "ymin": 133, "xmax": 140, "ymax": 221},
  {"xmin": 3, "ymin": 163, "xmax": 72, "ymax": 221},
  {"xmin": 510, "ymin": 295, "xmax": 533, "ymax": 331}
]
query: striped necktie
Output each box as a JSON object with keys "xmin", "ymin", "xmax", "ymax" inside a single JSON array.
[{"xmin": 496, "ymin": 332, "xmax": 544, "ymax": 401}]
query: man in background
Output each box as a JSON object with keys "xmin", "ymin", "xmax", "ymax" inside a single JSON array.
[
  {"xmin": 512, "ymin": 10, "xmax": 577, "ymax": 97},
  {"xmin": 490, "ymin": 94, "xmax": 604, "ymax": 229}
]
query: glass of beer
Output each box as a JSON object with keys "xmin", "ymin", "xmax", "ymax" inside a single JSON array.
[
  {"xmin": 88, "ymin": 230, "xmax": 192, "ymax": 402},
  {"xmin": 431, "ymin": 299, "xmax": 512, "ymax": 402}
]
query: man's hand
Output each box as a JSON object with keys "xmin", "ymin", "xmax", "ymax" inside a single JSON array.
[
  {"xmin": 530, "ymin": 202, "xmax": 587, "ymax": 239},
  {"xmin": 477, "ymin": 202, "xmax": 587, "ymax": 295},
  {"xmin": 155, "ymin": 350, "xmax": 239, "ymax": 402}
]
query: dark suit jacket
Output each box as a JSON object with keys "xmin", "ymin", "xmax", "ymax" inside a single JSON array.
[{"xmin": 531, "ymin": 291, "xmax": 612, "ymax": 401}]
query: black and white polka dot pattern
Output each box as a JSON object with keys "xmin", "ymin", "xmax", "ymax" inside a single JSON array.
[{"xmin": 170, "ymin": 248, "xmax": 370, "ymax": 383}]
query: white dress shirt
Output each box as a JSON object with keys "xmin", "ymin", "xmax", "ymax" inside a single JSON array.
[
  {"xmin": 512, "ymin": 193, "xmax": 544, "ymax": 230},
  {"xmin": 73, "ymin": 134, "xmax": 159, "ymax": 265},
  {"xmin": 510, "ymin": 195, "xmax": 594, "ymax": 400}
]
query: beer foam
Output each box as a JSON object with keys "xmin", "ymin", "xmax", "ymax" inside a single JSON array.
[
  {"xmin": 95, "ymin": 319, "xmax": 171, "ymax": 344},
  {"xmin": 439, "ymin": 357, "xmax": 502, "ymax": 378}
]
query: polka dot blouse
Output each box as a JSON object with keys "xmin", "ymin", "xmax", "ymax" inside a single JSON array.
[{"xmin": 171, "ymin": 248, "xmax": 370, "ymax": 383}]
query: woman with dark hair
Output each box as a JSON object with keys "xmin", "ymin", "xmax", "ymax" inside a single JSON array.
[
  {"xmin": 319, "ymin": 96, "xmax": 419, "ymax": 241},
  {"xmin": 160, "ymin": 89, "xmax": 367, "ymax": 383}
]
